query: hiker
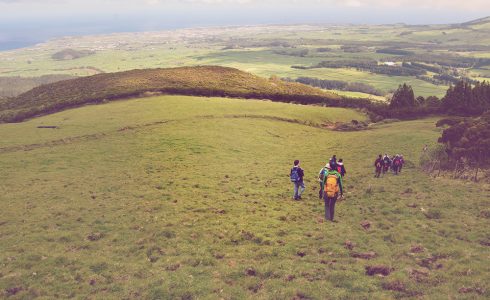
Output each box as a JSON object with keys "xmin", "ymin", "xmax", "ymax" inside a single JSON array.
[
  {"xmin": 399, "ymin": 155, "xmax": 405, "ymax": 173},
  {"xmin": 382, "ymin": 154, "xmax": 391, "ymax": 175},
  {"xmin": 391, "ymin": 155, "xmax": 397, "ymax": 173},
  {"xmin": 393, "ymin": 155, "xmax": 401, "ymax": 175},
  {"xmin": 374, "ymin": 154, "xmax": 383, "ymax": 178},
  {"xmin": 318, "ymin": 164, "xmax": 328, "ymax": 199},
  {"xmin": 337, "ymin": 158, "xmax": 346, "ymax": 178},
  {"xmin": 320, "ymin": 163, "xmax": 343, "ymax": 221},
  {"xmin": 329, "ymin": 155, "xmax": 338, "ymax": 170},
  {"xmin": 290, "ymin": 160, "xmax": 305, "ymax": 200}
]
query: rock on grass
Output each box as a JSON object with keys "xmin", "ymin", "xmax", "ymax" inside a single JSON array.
[
  {"xmin": 297, "ymin": 251, "xmax": 307, "ymax": 257},
  {"xmin": 5, "ymin": 286, "xmax": 23, "ymax": 296},
  {"xmin": 360, "ymin": 220, "xmax": 371, "ymax": 230},
  {"xmin": 165, "ymin": 263, "xmax": 181, "ymax": 271},
  {"xmin": 351, "ymin": 251, "xmax": 377, "ymax": 259},
  {"xmin": 87, "ymin": 232, "xmax": 103, "ymax": 241},
  {"xmin": 292, "ymin": 291, "xmax": 311, "ymax": 300},
  {"xmin": 408, "ymin": 267, "xmax": 430, "ymax": 282},
  {"xmin": 245, "ymin": 268, "xmax": 256, "ymax": 276},
  {"xmin": 410, "ymin": 245, "xmax": 425, "ymax": 253},
  {"xmin": 382, "ymin": 280, "xmax": 406, "ymax": 292},
  {"xmin": 458, "ymin": 286, "xmax": 485, "ymax": 295},
  {"xmin": 344, "ymin": 240, "xmax": 355, "ymax": 250},
  {"xmin": 365, "ymin": 265, "xmax": 392, "ymax": 276}
]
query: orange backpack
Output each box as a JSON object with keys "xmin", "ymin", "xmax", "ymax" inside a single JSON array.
[{"xmin": 325, "ymin": 173, "xmax": 339, "ymax": 198}]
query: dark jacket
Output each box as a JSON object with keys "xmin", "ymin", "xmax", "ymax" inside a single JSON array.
[
  {"xmin": 374, "ymin": 158, "xmax": 383, "ymax": 169},
  {"xmin": 291, "ymin": 166, "xmax": 304, "ymax": 182},
  {"xmin": 337, "ymin": 163, "xmax": 346, "ymax": 177}
]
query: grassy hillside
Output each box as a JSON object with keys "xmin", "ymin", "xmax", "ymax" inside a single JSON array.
[
  {"xmin": 0, "ymin": 66, "xmax": 341, "ymax": 123},
  {"xmin": 0, "ymin": 74, "xmax": 75, "ymax": 97},
  {"xmin": 0, "ymin": 95, "xmax": 488, "ymax": 299}
]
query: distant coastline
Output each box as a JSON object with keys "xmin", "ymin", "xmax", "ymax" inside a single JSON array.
[{"xmin": 0, "ymin": 40, "xmax": 43, "ymax": 51}]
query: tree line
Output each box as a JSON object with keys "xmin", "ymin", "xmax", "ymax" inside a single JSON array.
[
  {"xmin": 388, "ymin": 80, "xmax": 490, "ymax": 116},
  {"xmin": 292, "ymin": 59, "xmax": 427, "ymax": 77},
  {"xmin": 283, "ymin": 77, "xmax": 385, "ymax": 96}
]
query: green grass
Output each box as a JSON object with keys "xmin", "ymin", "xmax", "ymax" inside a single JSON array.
[
  {"xmin": 0, "ymin": 95, "xmax": 363, "ymax": 148},
  {"xmin": 325, "ymin": 90, "xmax": 387, "ymax": 102},
  {"xmin": 0, "ymin": 95, "xmax": 488, "ymax": 299}
]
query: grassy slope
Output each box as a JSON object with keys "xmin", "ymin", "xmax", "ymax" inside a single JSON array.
[
  {"xmin": 0, "ymin": 66, "xmax": 340, "ymax": 123},
  {"xmin": 0, "ymin": 96, "xmax": 488, "ymax": 299}
]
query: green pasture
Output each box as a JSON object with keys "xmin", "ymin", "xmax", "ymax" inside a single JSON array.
[{"xmin": 0, "ymin": 96, "xmax": 488, "ymax": 299}]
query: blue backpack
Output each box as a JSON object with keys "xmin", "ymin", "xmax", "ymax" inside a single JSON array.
[{"xmin": 290, "ymin": 168, "xmax": 300, "ymax": 182}]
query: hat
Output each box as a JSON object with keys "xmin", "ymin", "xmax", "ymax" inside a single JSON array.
[{"xmin": 325, "ymin": 163, "xmax": 331, "ymax": 169}]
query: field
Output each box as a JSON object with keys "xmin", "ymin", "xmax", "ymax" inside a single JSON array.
[
  {"xmin": 1, "ymin": 95, "xmax": 489, "ymax": 299},
  {"xmin": 2, "ymin": 17, "xmax": 490, "ymax": 99}
]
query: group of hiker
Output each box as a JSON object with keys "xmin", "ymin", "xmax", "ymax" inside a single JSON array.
[
  {"xmin": 374, "ymin": 154, "xmax": 405, "ymax": 178},
  {"xmin": 290, "ymin": 155, "xmax": 345, "ymax": 222},
  {"xmin": 290, "ymin": 153, "xmax": 408, "ymax": 222}
]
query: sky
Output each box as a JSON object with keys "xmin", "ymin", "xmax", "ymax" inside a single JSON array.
[{"xmin": 0, "ymin": 0, "xmax": 490, "ymax": 49}]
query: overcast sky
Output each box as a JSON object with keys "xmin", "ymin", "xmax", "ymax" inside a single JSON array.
[{"xmin": 0, "ymin": 0, "xmax": 489, "ymax": 49}]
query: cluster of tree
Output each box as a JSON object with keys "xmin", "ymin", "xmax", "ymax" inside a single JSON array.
[
  {"xmin": 316, "ymin": 47, "xmax": 332, "ymax": 52},
  {"xmin": 441, "ymin": 81, "xmax": 490, "ymax": 116},
  {"xmin": 376, "ymin": 48, "xmax": 414, "ymax": 55},
  {"xmin": 402, "ymin": 62, "xmax": 442, "ymax": 74},
  {"xmin": 382, "ymin": 79, "xmax": 490, "ymax": 120},
  {"xmin": 273, "ymin": 49, "xmax": 309, "ymax": 57},
  {"xmin": 404, "ymin": 54, "xmax": 490, "ymax": 68},
  {"xmin": 51, "ymin": 49, "xmax": 96, "ymax": 61},
  {"xmin": 432, "ymin": 74, "xmax": 472, "ymax": 85},
  {"xmin": 415, "ymin": 75, "xmax": 447, "ymax": 86},
  {"xmin": 295, "ymin": 60, "xmax": 426, "ymax": 76},
  {"xmin": 428, "ymin": 112, "xmax": 490, "ymax": 181},
  {"xmin": 340, "ymin": 45, "xmax": 366, "ymax": 53},
  {"xmin": 389, "ymin": 83, "xmax": 416, "ymax": 109},
  {"xmin": 285, "ymin": 77, "xmax": 384, "ymax": 96}
]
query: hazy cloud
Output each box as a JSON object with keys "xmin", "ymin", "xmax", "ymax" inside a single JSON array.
[{"xmin": 1, "ymin": 0, "xmax": 489, "ymax": 8}]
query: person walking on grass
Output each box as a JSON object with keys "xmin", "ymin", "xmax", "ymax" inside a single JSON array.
[
  {"xmin": 382, "ymin": 154, "xmax": 391, "ymax": 176},
  {"xmin": 318, "ymin": 163, "xmax": 328, "ymax": 199},
  {"xmin": 320, "ymin": 163, "xmax": 343, "ymax": 221},
  {"xmin": 337, "ymin": 158, "xmax": 346, "ymax": 178},
  {"xmin": 374, "ymin": 154, "xmax": 383, "ymax": 178},
  {"xmin": 393, "ymin": 154, "xmax": 401, "ymax": 175},
  {"xmin": 329, "ymin": 155, "xmax": 338, "ymax": 171},
  {"xmin": 290, "ymin": 160, "xmax": 305, "ymax": 200},
  {"xmin": 399, "ymin": 155, "xmax": 405, "ymax": 173}
]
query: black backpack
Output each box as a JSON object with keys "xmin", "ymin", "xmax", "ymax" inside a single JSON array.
[{"xmin": 290, "ymin": 168, "xmax": 300, "ymax": 182}]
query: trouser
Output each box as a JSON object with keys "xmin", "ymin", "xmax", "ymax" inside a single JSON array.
[
  {"xmin": 293, "ymin": 181, "xmax": 305, "ymax": 199},
  {"xmin": 375, "ymin": 168, "xmax": 382, "ymax": 178},
  {"xmin": 324, "ymin": 194, "xmax": 337, "ymax": 221},
  {"xmin": 383, "ymin": 166, "xmax": 389, "ymax": 174}
]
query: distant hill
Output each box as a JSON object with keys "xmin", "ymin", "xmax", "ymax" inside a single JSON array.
[
  {"xmin": 0, "ymin": 66, "xmax": 342, "ymax": 123},
  {"xmin": 51, "ymin": 49, "xmax": 96, "ymax": 61},
  {"xmin": 461, "ymin": 16, "xmax": 490, "ymax": 26}
]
